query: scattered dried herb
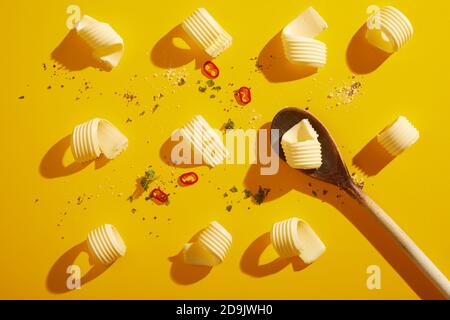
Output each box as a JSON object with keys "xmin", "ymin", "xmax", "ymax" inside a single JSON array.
[
  {"xmin": 243, "ymin": 189, "xmax": 252, "ymax": 199},
  {"xmin": 18, "ymin": 96, "xmax": 25, "ymax": 100},
  {"xmin": 229, "ymin": 186, "xmax": 238, "ymax": 193},
  {"xmin": 140, "ymin": 167, "xmax": 157, "ymax": 191},
  {"xmin": 226, "ymin": 205, "xmax": 233, "ymax": 212},
  {"xmin": 223, "ymin": 119, "xmax": 235, "ymax": 130},
  {"xmin": 198, "ymin": 86, "xmax": 207, "ymax": 93},
  {"xmin": 253, "ymin": 186, "xmax": 270, "ymax": 205},
  {"xmin": 152, "ymin": 104, "xmax": 160, "ymax": 113},
  {"xmin": 206, "ymin": 79, "xmax": 215, "ymax": 87}
]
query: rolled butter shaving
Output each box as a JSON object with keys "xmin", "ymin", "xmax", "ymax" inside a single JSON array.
[
  {"xmin": 271, "ymin": 217, "xmax": 325, "ymax": 264},
  {"xmin": 377, "ymin": 116, "xmax": 419, "ymax": 156},
  {"xmin": 87, "ymin": 224, "xmax": 126, "ymax": 265},
  {"xmin": 281, "ymin": 7, "xmax": 328, "ymax": 67},
  {"xmin": 71, "ymin": 118, "xmax": 128, "ymax": 163},
  {"xmin": 183, "ymin": 221, "xmax": 232, "ymax": 267},
  {"xmin": 76, "ymin": 15, "xmax": 124, "ymax": 70},
  {"xmin": 182, "ymin": 8, "xmax": 232, "ymax": 57},
  {"xmin": 365, "ymin": 6, "xmax": 413, "ymax": 53}
]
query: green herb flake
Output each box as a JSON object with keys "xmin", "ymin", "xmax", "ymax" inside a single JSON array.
[
  {"xmin": 206, "ymin": 79, "xmax": 215, "ymax": 87},
  {"xmin": 223, "ymin": 119, "xmax": 235, "ymax": 130},
  {"xmin": 243, "ymin": 189, "xmax": 252, "ymax": 199},
  {"xmin": 140, "ymin": 167, "xmax": 157, "ymax": 191},
  {"xmin": 253, "ymin": 186, "xmax": 271, "ymax": 205}
]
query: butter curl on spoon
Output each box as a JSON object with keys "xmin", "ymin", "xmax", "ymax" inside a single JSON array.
[
  {"xmin": 281, "ymin": 118, "xmax": 322, "ymax": 170},
  {"xmin": 272, "ymin": 107, "xmax": 450, "ymax": 298}
]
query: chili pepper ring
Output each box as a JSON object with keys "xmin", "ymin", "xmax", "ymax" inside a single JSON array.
[{"xmin": 179, "ymin": 172, "xmax": 199, "ymax": 186}]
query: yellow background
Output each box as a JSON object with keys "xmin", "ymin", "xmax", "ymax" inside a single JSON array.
[{"xmin": 1, "ymin": 0, "xmax": 449, "ymax": 300}]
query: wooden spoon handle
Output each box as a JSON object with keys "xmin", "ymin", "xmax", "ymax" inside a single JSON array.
[{"xmin": 346, "ymin": 183, "xmax": 450, "ymax": 299}]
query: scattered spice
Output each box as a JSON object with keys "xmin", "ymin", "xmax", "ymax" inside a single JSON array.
[
  {"xmin": 229, "ymin": 186, "xmax": 238, "ymax": 193},
  {"xmin": 328, "ymin": 76, "xmax": 362, "ymax": 105},
  {"xmin": 123, "ymin": 92, "xmax": 138, "ymax": 104},
  {"xmin": 152, "ymin": 104, "xmax": 160, "ymax": 113},
  {"xmin": 76, "ymin": 195, "xmax": 84, "ymax": 205},
  {"xmin": 351, "ymin": 173, "xmax": 365, "ymax": 189},
  {"xmin": 18, "ymin": 96, "xmax": 25, "ymax": 100},
  {"xmin": 226, "ymin": 205, "xmax": 233, "ymax": 212},
  {"xmin": 198, "ymin": 86, "xmax": 207, "ymax": 93},
  {"xmin": 206, "ymin": 79, "xmax": 215, "ymax": 87}
]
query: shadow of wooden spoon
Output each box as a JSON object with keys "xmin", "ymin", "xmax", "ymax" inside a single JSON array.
[{"xmin": 271, "ymin": 107, "xmax": 450, "ymax": 299}]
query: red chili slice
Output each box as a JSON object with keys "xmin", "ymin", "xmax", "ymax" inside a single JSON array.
[
  {"xmin": 179, "ymin": 172, "xmax": 199, "ymax": 186},
  {"xmin": 202, "ymin": 60, "xmax": 220, "ymax": 79},
  {"xmin": 149, "ymin": 188, "xmax": 169, "ymax": 204},
  {"xmin": 236, "ymin": 86, "xmax": 251, "ymax": 105}
]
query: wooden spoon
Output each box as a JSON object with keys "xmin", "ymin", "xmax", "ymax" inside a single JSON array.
[{"xmin": 272, "ymin": 107, "xmax": 450, "ymax": 299}]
